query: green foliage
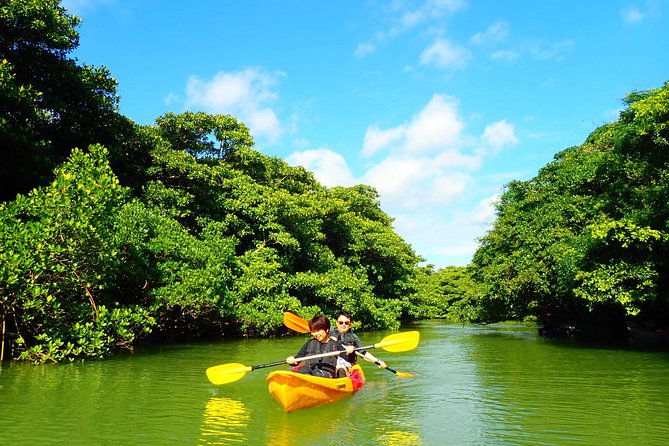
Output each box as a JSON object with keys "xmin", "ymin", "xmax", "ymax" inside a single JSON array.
[
  {"xmin": 0, "ymin": 2, "xmax": 422, "ymax": 362},
  {"xmin": 411, "ymin": 265, "xmax": 476, "ymax": 319},
  {"xmin": 143, "ymin": 111, "xmax": 421, "ymax": 334},
  {"xmin": 155, "ymin": 111, "xmax": 254, "ymax": 159},
  {"xmin": 0, "ymin": 0, "xmax": 139, "ymax": 201},
  {"xmin": 0, "ymin": 145, "xmax": 156, "ymax": 361},
  {"xmin": 17, "ymin": 305, "xmax": 154, "ymax": 363},
  {"xmin": 468, "ymin": 81, "xmax": 669, "ymax": 329}
]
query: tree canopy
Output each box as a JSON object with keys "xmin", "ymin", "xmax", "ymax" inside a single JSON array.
[
  {"xmin": 0, "ymin": 0, "xmax": 425, "ymax": 362},
  {"xmin": 464, "ymin": 81, "xmax": 669, "ymax": 337}
]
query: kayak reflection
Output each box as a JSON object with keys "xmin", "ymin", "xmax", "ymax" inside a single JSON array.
[{"xmin": 200, "ymin": 396, "xmax": 250, "ymax": 444}]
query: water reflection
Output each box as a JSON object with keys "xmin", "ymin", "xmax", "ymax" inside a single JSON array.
[
  {"xmin": 200, "ymin": 396, "xmax": 250, "ymax": 444},
  {"xmin": 376, "ymin": 427, "xmax": 422, "ymax": 445},
  {"xmin": 4, "ymin": 323, "xmax": 669, "ymax": 445}
]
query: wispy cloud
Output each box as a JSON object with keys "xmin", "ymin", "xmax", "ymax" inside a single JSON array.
[
  {"xmin": 490, "ymin": 49, "xmax": 521, "ymax": 63},
  {"xmin": 183, "ymin": 68, "xmax": 284, "ymax": 144},
  {"xmin": 622, "ymin": 6, "xmax": 645, "ymax": 24},
  {"xmin": 419, "ymin": 38, "xmax": 472, "ymax": 69},
  {"xmin": 354, "ymin": 42, "xmax": 377, "ymax": 58},
  {"xmin": 529, "ymin": 39, "xmax": 576, "ymax": 61},
  {"xmin": 470, "ymin": 21, "xmax": 510, "ymax": 45},
  {"xmin": 353, "ymin": 0, "xmax": 468, "ymax": 58}
]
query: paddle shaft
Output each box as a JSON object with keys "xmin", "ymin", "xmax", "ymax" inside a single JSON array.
[
  {"xmin": 278, "ymin": 343, "xmax": 382, "ymax": 369},
  {"xmin": 355, "ymin": 345, "xmax": 415, "ymax": 378},
  {"xmin": 356, "ymin": 350, "xmax": 393, "ymax": 373},
  {"xmin": 206, "ymin": 330, "xmax": 418, "ymax": 384},
  {"xmin": 283, "ymin": 312, "xmax": 416, "ymax": 377}
]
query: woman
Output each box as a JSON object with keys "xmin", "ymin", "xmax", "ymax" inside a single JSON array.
[
  {"xmin": 330, "ymin": 311, "xmax": 387, "ymax": 376},
  {"xmin": 286, "ymin": 315, "xmax": 340, "ymax": 378}
]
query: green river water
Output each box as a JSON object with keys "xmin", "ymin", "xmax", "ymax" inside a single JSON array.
[{"xmin": 1, "ymin": 321, "xmax": 668, "ymax": 445}]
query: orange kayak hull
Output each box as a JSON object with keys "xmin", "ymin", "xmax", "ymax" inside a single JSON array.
[{"xmin": 266, "ymin": 364, "xmax": 365, "ymax": 412}]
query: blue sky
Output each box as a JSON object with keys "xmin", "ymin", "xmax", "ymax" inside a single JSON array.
[{"xmin": 63, "ymin": 0, "xmax": 669, "ymax": 268}]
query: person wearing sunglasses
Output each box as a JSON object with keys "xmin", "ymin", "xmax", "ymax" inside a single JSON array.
[
  {"xmin": 286, "ymin": 315, "xmax": 340, "ymax": 378},
  {"xmin": 330, "ymin": 311, "xmax": 387, "ymax": 377}
]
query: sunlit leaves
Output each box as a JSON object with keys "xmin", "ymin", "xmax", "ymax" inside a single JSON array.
[{"xmin": 0, "ymin": 145, "xmax": 155, "ymax": 361}]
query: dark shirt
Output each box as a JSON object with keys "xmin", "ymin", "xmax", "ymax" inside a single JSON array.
[
  {"xmin": 330, "ymin": 329, "xmax": 367, "ymax": 364},
  {"xmin": 294, "ymin": 337, "xmax": 339, "ymax": 377}
]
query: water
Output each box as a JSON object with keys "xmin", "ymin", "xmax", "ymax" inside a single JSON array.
[{"xmin": 1, "ymin": 321, "xmax": 668, "ymax": 445}]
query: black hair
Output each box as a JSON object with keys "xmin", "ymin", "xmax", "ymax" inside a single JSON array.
[
  {"xmin": 336, "ymin": 311, "xmax": 353, "ymax": 322},
  {"xmin": 309, "ymin": 315, "xmax": 331, "ymax": 332}
]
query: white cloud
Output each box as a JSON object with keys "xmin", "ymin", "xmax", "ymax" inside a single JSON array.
[
  {"xmin": 470, "ymin": 194, "xmax": 499, "ymax": 225},
  {"xmin": 362, "ymin": 154, "xmax": 474, "ymax": 212},
  {"xmin": 432, "ymin": 149, "xmax": 480, "ymax": 170},
  {"xmin": 355, "ymin": 0, "xmax": 468, "ymax": 58},
  {"xmin": 426, "ymin": 172, "xmax": 470, "ymax": 204},
  {"xmin": 354, "ymin": 42, "xmax": 377, "ymax": 58},
  {"xmin": 362, "ymin": 125, "xmax": 406, "ymax": 157},
  {"xmin": 405, "ymin": 94, "xmax": 465, "ymax": 152},
  {"xmin": 393, "ymin": 0, "xmax": 468, "ymax": 35},
  {"xmin": 363, "ymin": 94, "xmax": 465, "ymax": 156},
  {"xmin": 391, "ymin": 209, "xmax": 487, "ymax": 268},
  {"xmin": 363, "ymin": 156, "xmax": 430, "ymax": 202},
  {"xmin": 286, "ymin": 148, "xmax": 356, "ymax": 187},
  {"xmin": 481, "ymin": 120, "xmax": 518, "ymax": 152},
  {"xmin": 287, "ymin": 93, "xmax": 513, "ymax": 268},
  {"xmin": 184, "ymin": 68, "xmax": 284, "ymax": 144},
  {"xmin": 529, "ymin": 39, "xmax": 575, "ymax": 61},
  {"xmin": 419, "ymin": 38, "xmax": 472, "ymax": 69}
]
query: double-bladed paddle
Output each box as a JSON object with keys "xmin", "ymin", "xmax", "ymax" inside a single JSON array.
[
  {"xmin": 283, "ymin": 311, "xmax": 311, "ymax": 333},
  {"xmin": 282, "ymin": 311, "xmax": 417, "ymax": 378},
  {"xmin": 206, "ymin": 330, "xmax": 419, "ymax": 385}
]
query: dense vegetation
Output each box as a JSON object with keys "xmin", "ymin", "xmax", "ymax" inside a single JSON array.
[
  {"xmin": 461, "ymin": 83, "xmax": 669, "ymax": 340},
  {"xmin": 1, "ymin": 1, "xmax": 668, "ymax": 362},
  {"xmin": 0, "ymin": 0, "xmax": 428, "ymax": 362}
]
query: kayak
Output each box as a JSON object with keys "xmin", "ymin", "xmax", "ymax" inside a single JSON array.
[{"xmin": 266, "ymin": 364, "xmax": 366, "ymax": 412}]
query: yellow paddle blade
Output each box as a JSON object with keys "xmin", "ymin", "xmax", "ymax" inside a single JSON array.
[
  {"xmin": 206, "ymin": 363, "xmax": 253, "ymax": 385},
  {"xmin": 283, "ymin": 312, "xmax": 310, "ymax": 333},
  {"xmin": 394, "ymin": 371, "xmax": 416, "ymax": 378},
  {"xmin": 375, "ymin": 331, "xmax": 420, "ymax": 352}
]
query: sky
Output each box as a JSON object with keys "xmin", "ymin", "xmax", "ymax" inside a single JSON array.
[{"xmin": 62, "ymin": 0, "xmax": 669, "ymax": 269}]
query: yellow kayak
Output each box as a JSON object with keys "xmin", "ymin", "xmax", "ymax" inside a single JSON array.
[{"xmin": 267, "ymin": 365, "xmax": 366, "ymax": 412}]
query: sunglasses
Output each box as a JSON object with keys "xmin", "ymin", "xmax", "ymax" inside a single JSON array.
[{"xmin": 337, "ymin": 320, "xmax": 351, "ymax": 326}]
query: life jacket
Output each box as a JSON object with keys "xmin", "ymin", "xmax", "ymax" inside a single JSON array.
[
  {"xmin": 301, "ymin": 338, "xmax": 338, "ymax": 375},
  {"xmin": 331, "ymin": 330, "xmax": 363, "ymax": 364}
]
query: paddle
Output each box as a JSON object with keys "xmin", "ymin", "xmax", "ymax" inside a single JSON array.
[
  {"xmin": 283, "ymin": 311, "xmax": 311, "ymax": 333},
  {"xmin": 355, "ymin": 352, "xmax": 415, "ymax": 378},
  {"xmin": 206, "ymin": 331, "xmax": 419, "ymax": 385},
  {"xmin": 282, "ymin": 311, "xmax": 416, "ymax": 378}
]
